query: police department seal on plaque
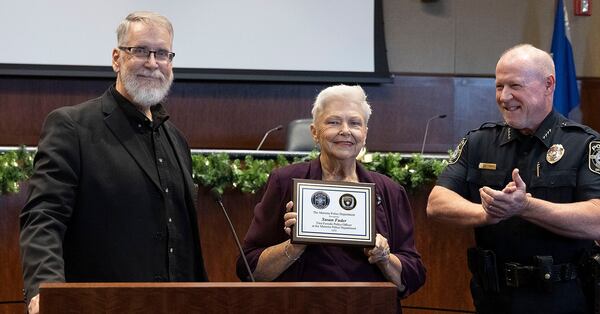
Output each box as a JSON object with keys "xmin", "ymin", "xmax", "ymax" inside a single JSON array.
[
  {"xmin": 339, "ymin": 193, "xmax": 357, "ymax": 210},
  {"xmin": 311, "ymin": 191, "xmax": 330, "ymax": 209}
]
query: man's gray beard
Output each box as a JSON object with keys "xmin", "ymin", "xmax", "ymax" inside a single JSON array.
[{"xmin": 121, "ymin": 70, "xmax": 174, "ymax": 108}]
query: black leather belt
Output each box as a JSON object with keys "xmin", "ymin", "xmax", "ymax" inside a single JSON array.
[{"xmin": 505, "ymin": 262, "xmax": 578, "ymax": 287}]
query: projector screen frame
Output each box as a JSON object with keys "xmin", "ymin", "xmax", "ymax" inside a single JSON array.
[{"xmin": 0, "ymin": 0, "xmax": 390, "ymax": 83}]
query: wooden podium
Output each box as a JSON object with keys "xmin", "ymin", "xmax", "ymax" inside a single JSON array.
[{"xmin": 39, "ymin": 282, "xmax": 397, "ymax": 313}]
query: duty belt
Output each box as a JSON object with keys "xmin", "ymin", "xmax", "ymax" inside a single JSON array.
[{"xmin": 505, "ymin": 261, "xmax": 578, "ymax": 288}]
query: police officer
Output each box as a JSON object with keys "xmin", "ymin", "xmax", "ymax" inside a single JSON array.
[{"xmin": 427, "ymin": 44, "xmax": 600, "ymax": 313}]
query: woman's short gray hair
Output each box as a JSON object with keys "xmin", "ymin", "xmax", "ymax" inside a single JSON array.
[
  {"xmin": 116, "ymin": 11, "xmax": 174, "ymax": 46},
  {"xmin": 311, "ymin": 84, "xmax": 372, "ymax": 123}
]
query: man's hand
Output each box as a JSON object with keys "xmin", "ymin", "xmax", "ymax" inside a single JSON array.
[{"xmin": 480, "ymin": 168, "xmax": 530, "ymax": 220}]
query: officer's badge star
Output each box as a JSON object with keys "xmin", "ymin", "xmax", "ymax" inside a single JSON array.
[{"xmin": 589, "ymin": 141, "xmax": 600, "ymax": 175}]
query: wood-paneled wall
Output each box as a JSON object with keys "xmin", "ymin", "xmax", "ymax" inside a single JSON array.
[
  {"xmin": 0, "ymin": 75, "xmax": 499, "ymax": 153},
  {"xmin": 0, "ymin": 184, "xmax": 27, "ymax": 314},
  {"xmin": 2, "ymin": 76, "xmax": 598, "ymax": 152},
  {"xmin": 1, "ymin": 75, "xmax": 599, "ymax": 312}
]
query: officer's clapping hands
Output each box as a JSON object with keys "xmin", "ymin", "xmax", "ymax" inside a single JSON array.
[{"xmin": 479, "ymin": 168, "xmax": 530, "ymax": 220}]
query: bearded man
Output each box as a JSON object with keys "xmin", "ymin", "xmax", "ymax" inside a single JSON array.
[{"xmin": 19, "ymin": 12, "xmax": 208, "ymax": 314}]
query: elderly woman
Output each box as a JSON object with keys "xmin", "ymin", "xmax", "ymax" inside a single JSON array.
[{"xmin": 237, "ymin": 84, "xmax": 426, "ymax": 298}]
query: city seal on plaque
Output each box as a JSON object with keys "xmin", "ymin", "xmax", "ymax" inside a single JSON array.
[
  {"xmin": 311, "ymin": 191, "xmax": 330, "ymax": 209},
  {"xmin": 339, "ymin": 193, "xmax": 357, "ymax": 210}
]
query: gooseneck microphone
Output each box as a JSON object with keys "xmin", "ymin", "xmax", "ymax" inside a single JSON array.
[
  {"xmin": 209, "ymin": 188, "xmax": 256, "ymax": 282},
  {"xmin": 420, "ymin": 114, "xmax": 447, "ymax": 155},
  {"xmin": 256, "ymin": 125, "xmax": 283, "ymax": 150}
]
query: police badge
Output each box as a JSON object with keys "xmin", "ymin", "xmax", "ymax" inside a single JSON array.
[
  {"xmin": 546, "ymin": 144, "xmax": 565, "ymax": 164},
  {"xmin": 589, "ymin": 141, "xmax": 600, "ymax": 175}
]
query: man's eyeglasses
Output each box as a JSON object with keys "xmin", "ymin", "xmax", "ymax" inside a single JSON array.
[{"xmin": 119, "ymin": 46, "xmax": 175, "ymax": 62}]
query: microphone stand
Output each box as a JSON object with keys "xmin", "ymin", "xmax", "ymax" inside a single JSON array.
[
  {"xmin": 420, "ymin": 114, "xmax": 447, "ymax": 155},
  {"xmin": 256, "ymin": 125, "xmax": 283, "ymax": 150},
  {"xmin": 210, "ymin": 188, "xmax": 256, "ymax": 282}
]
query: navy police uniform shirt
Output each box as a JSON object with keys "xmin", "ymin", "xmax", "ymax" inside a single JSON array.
[
  {"xmin": 437, "ymin": 110, "xmax": 600, "ymax": 266},
  {"xmin": 436, "ymin": 110, "xmax": 600, "ymax": 313}
]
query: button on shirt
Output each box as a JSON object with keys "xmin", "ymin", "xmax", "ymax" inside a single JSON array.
[{"xmin": 110, "ymin": 86, "xmax": 197, "ymax": 281}]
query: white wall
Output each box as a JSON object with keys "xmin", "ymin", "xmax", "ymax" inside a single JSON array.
[{"xmin": 384, "ymin": 0, "xmax": 600, "ymax": 77}]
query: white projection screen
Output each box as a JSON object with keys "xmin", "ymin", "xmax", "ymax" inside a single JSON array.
[{"xmin": 0, "ymin": 0, "xmax": 390, "ymax": 83}]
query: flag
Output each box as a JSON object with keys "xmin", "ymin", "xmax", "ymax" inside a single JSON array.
[{"xmin": 551, "ymin": 0, "xmax": 580, "ymax": 117}]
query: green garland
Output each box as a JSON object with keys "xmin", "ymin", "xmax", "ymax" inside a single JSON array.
[
  {"xmin": 188, "ymin": 150, "xmax": 447, "ymax": 195},
  {"xmin": 0, "ymin": 147, "xmax": 34, "ymax": 194},
  {"xmin": 0, "ymin": 149, "xmax": 447, "ymax": 196}
]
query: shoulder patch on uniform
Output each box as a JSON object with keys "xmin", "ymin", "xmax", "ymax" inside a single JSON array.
[
  {"xmin": 589, "ymin": 141, "xmax": 600, "ymax": 175},
  {"xmin": 449, "ymin": 138, "xmax": 467, "ymax": 164}
]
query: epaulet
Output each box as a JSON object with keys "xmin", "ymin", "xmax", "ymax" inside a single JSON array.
[
  {"xmin": 558, "ymin": 117, "xmax": 600, "ymax": 137},
  {"xmin": 465, "ymin": 121, "xmax": 504, "ymax": 136}
]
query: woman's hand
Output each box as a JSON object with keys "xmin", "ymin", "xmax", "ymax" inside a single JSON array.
[
  {"xmin": 364, "ymin": 233, "xmax": 391, "ymax": 264},
  {"xmin": 253, "ymin": 201, "xmax": 307, "ymax": 281},
  {"xmin": 283, "ymin": 201, "xmax": 296, "ymax": 236},
  {"xmin": 364, "ymin": 234, "xmax": 405, "ymax": 292},
  {"xmin": 282, "ymin": 201, "xmax": 307, "ymax": 259}
]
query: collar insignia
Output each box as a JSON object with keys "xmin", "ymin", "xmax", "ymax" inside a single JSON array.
[{"xmin": 542, "ymin": 128, "xmax": 552, "ymax": 140}]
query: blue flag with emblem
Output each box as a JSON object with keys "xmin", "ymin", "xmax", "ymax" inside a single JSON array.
[{"xmin": 551, "ymin": 0, "xmax": 579, "ymax": 117}]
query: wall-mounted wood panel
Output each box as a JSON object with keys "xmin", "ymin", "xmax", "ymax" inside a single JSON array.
[
  {"xmin": 0, "ymin": 303, "xmax": 25, "ymax": 314},
  {"xmin": 0, "ymin": 183, "xmax": 26, "ymax": 303},
  {"xmin": 581, "ymin": 79, "xmax": 600, "ymax": 131},
  {"xmin": 400, "ymin": 187, "xmax": 475, "ymax": 312},
  {"xmin": 3, "ymin": 75, "xmax": 596, "ymax": 153},
  {"xmin": 0, "ymin": 75, "xmax": 490, "ymax": 153},
  {"xmin": 197, "ymin": 188, "xmax": 261, "ymax": 282}
]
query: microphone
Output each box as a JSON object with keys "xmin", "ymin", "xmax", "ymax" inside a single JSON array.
[
  {"xmin": 420, "ymin": 114, "xmax": 447, "ymax": 155},
  {"xmin": 209, "ymin": 188, "xmax": 256, "ymax": 282},
  {"xmin": 256, "ymin": 125, "xmax": 283, "ymax": 150}
]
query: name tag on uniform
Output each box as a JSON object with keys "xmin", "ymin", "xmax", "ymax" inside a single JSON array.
[{"xmin": 478, "ymin": 162, "xmax": 497, "ymax": 170}]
